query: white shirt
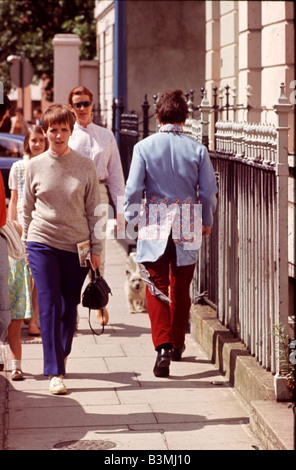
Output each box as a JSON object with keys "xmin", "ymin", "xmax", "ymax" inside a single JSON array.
[{"xmin": 69, "ymin": 122, "xmax": 125, "ymax": 207}]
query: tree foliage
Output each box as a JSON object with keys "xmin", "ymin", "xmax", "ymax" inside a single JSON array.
[{"xmin": 0, "ymin": 0, "xmax": 96, "ymax": 100}]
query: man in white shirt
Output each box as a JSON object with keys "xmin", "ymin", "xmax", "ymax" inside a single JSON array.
[{"xmin": 68, "ymin": 86, "xmax": 125, "ymax": 277}]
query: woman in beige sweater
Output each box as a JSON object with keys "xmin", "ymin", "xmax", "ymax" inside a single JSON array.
[{"xmin": 23, "ymin": 104, "xmax": 102, "ymax": 395}]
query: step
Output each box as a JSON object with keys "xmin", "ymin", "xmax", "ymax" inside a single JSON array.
[
  {"xmin": 250, "ymin": 400, "xmax": 295, "ymax": 450},
  {"xmin": 190, "ymin": 304, "xmax": 295, "ymax": 450}
]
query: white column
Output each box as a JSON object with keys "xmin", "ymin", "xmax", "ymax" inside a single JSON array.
[
  {"xmin": 238, "ymin": 1, "xmax": 262, "ymax": 122},
  {"xmin": 273, "ymin": 83, "xmax": 292, "ymax": 390},
  {"xmin": 205, "ymin": 0, "xmax": 220, "ymax": 149},
  {"xmin": 200, "ymin": 90, "xmax": 212, "ymax": 149},
  {"xmin": 52, "ymin": 34, "xmax": 81, "ymax": 105}
]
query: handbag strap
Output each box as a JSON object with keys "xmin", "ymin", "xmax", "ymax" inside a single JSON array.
[
  {"xmin": 88, "ymin": 308, "xmax": 105, "ymax": 336},
  {"xmin": 91, "ymin": 267, "xmax": 101, "ymax": 281},
  {"xmin": 88, "ymin": 267, "xmax": 108, "ymax": 335}
]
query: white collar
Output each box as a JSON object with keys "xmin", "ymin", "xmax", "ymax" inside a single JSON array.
[{"xmin": 74, "ymin": 121, "xmax": 94, "ymax": 131}]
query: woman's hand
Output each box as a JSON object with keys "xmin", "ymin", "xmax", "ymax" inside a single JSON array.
[
  {"xmin": 116, "ymin": 213, "xmax": 126, "ymax": 239},
  {"xmin": 90, "ymin": 253, "xmax": 101, "ymax": 271}
]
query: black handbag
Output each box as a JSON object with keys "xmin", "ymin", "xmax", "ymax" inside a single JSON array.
[{"xmin": 82, "ymin": 268, "xmax": 112, "ymax": 335}]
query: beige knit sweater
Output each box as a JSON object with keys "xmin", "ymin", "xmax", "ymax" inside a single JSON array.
[{"xmin": 23, "ymin": 148, "xmax": 102, "ymax": 255}]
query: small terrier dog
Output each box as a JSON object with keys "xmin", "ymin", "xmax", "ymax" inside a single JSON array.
[{"xmin": 125, "ymin": 254, "xmax": 147, "ymax": 314}]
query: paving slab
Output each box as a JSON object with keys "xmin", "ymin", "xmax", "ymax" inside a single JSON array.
[{"xmin": 1, "ymin": 237, "xmax": 265, "ymax": 451}]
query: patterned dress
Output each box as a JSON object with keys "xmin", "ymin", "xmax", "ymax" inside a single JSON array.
[
  {"xmin": 8, "ymin": 157, "xmax": 33, "ymax": 320},
  {"xmin": 8, "ymin": 258, "xmax": 32, "ymax": 320},
  {"xmin": 8, "ymin": 158, "xmax": 28, "ymax": 226}
]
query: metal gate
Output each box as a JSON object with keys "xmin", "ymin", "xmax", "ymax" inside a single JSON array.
[
  {"xmin": 198, "ymin": 155, "xmax": 278, "ymax": 372},
  {"xmin": 190, "ymin": 84, "xmax": 292, "ymax": 377},
  {"xmin": 119, "ymin": 114, "xmax": 139, "ymax": 181}
]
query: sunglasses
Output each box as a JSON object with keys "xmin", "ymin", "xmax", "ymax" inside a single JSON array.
[{"xmin": 72, "ymin": 100, "xmax": 93, "ymax": 109}]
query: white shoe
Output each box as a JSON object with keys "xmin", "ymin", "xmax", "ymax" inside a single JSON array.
[{"xmin": 49, "ymin": 375, "xmax": 67, "ymax": 395}]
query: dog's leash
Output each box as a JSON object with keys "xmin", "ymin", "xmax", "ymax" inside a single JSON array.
[{"xmin": 88, "ymin": 308, "xmax": 105, "ymax": 336}]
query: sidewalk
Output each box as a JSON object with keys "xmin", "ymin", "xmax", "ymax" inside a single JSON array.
[{"xmin": 0, "ymin": 236, "xmax": 284, "ymax": 451}]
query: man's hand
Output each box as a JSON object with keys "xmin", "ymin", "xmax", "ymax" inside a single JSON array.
[{"xmin": 202, "ymin": 226, "xmax": 212, "ymax": 236}]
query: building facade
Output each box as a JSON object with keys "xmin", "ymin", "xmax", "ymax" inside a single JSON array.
[
  {"xmin": 95, "ymin": 0, "xmax": 295, "ymax": 312},
  {"xmin": 95, "ymin": 0, "xmax": 206, "ymax": 127},
  {"xmin": 205, "ymin": 0, "xmax": 294, "ymax": 151},
  {"xmin": 204, "ymin": 0, "xmax": 295, "ymax": 313}
]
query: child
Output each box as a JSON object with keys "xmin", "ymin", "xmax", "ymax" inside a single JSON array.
[
  {"xmin": 7, "ymin": 221, "xmax": 32, "ymax": 380},
  {"xmin": 8, "ymin": 125, "xmax": 48, "ymax": 336}
]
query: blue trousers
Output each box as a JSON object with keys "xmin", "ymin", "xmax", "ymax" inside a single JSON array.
[{"xmin": 27, "ymin": 242, "xmax": 89, "ymax": 376}]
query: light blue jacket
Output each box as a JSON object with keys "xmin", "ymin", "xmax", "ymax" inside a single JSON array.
[{"xmin": 124, "ymin": 127, "xmax": 217, "ymax": 266}]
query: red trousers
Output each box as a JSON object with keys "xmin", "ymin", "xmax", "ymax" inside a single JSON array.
[{"xmin": 145, "ymin": 237, "xmax": 196, "ymax": 350}]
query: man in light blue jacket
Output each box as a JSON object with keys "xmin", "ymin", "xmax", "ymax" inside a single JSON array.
[{"xmin": 124, "ymin": 90, "xmax": 217, "ymax": 378}]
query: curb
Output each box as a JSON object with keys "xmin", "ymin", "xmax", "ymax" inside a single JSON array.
[
  {"xmin": 190, "ymin": 303, "xmax": 295, "ymax": 450},
  {"xmin": 0, "ymin": 371, "xmax": 8, "ymax": 451}
]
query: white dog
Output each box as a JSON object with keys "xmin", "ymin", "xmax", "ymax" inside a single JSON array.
[{"xmin": 125, "ymin": 254, "xmax": 147, "ymax": 314}]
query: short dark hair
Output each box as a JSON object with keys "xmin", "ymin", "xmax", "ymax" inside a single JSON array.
[
  {"xmin": 155, "ymin": 89, "xmax": 188, "ymax": 124},
  {"xmin": 42, "ymin": 104, "xmax": 75, "ymax": 133},
  {"xmin": 68, "ymin": 85, "xmax": 93, "ymax": 106}
]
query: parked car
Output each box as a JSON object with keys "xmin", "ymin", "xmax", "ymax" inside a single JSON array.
[{"xmin": 0, "ymin": 133, "xmax": 24, "ymax": 198}]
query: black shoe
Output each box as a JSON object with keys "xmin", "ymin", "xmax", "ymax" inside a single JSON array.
[
  {"xmin": 170, "ymin": 344, "xmax": 185, "ymax": 361},
  {"xmin": 153, "ymin": 348, "xmax": 170, "ymax": 377}
]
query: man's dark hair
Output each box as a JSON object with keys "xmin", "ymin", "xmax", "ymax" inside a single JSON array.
[{"xmin": 155, "ymin": 89, "xmax": 188, "ymax": 125}]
